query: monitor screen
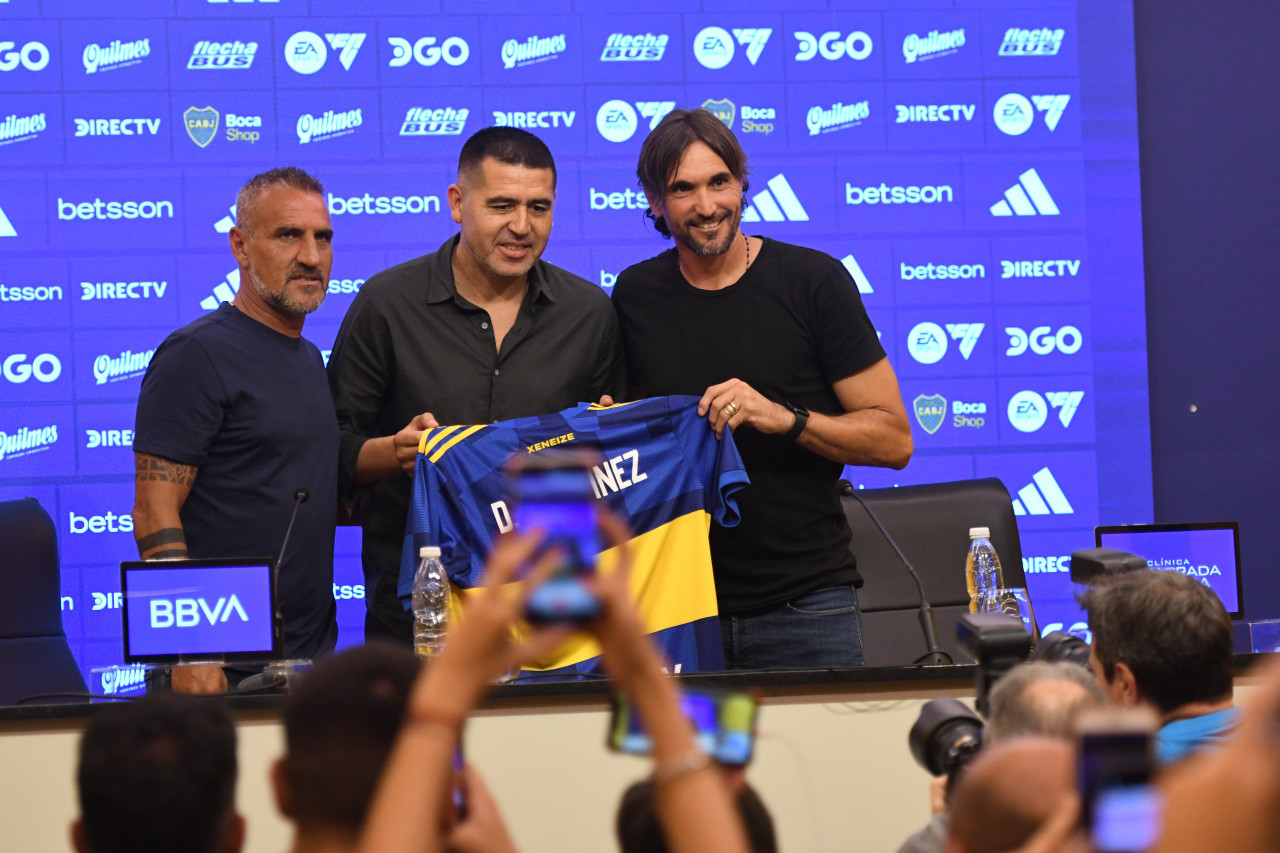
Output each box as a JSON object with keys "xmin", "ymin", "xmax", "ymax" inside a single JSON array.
[
  {"xmin": 121, "ymin": 558, "xmax": 279, "ymax": 664},
  {"xmin": 1095, "ymin": 524, "xmax": 1242, "ymax": 618}
]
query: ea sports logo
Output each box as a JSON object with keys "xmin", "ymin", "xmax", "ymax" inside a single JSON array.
[
  {"xmin": 993, "ymin": 93, "xmax": 1034, "ymax": 136},
  {"xmin": 693, "ymin": 27, "xmax": 734, "ymax": 69},
  {"xmin": 907, "ymin": 322, "xmax": 947, "ymax": 364},
  {"xmin": 285, "ymin": 31, "xmax": 326, "ymax": 74},
  {"xmin": 596, "ymin": 100, "xmax": 638, "ymax": 143},
  {"xmin": 1007, "ymin": 391, "xmax": 1048, "ymax": 432}
]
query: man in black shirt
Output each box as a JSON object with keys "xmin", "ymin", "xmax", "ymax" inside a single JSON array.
[
  {"xmin": 132, "ymin": 166, "xmax": 340, "ymax": 692},
  {"xmin": 328, "ymin": 127, "xmax": 626, "ymax": 642},
  {"xmin": 612, "ymin": 109, "xmax": 913, "ymax": 669}
]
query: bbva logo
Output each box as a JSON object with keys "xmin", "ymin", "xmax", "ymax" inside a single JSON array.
[{"xmin": 150, "ymin": 595, "xmax": 249, "ymax": 628}]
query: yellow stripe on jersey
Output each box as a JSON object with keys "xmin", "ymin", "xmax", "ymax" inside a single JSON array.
[
  {"xmin": 419, "ymin": 425, "xmax": 462, "ymax": 456},
  {"xmin": 587, "ymin": 400, "xmax": 644, "ymax": 411},
  {"xmin": 429, "ymin": 425, "xmax": 486, "ymax": 463},
  {"xmin": 449, "ymin": 509, "xmax": 719, "ymax": 671}
]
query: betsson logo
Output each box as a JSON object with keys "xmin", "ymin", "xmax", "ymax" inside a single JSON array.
[
  {"xmin": 69, "ymin": 510, "xmax": 133, "ymax": 534},
  {"xmin": 601, "ymin": 33, "xmax": 668, "ymax": 62},
  {"xmin": 83, "ymin": 39, "xmax": 150, "ymax": 74},
  {"xmin": 900, "ymin": 261, "xmax": 984, "ymax": 280},
  {"xmin": 388, "ymin": 36, "xmax": 469, "ymax": 67},
  {"xmin": 0, "ymin": 425, "xmax": 58, "ymax": 463},
  {"xmin": 0, "ymin": 112, "xmax": 46, "ymax": 145},
  {"xmin": 187, "ymin": 40, "xmax": 257, "ymax": 70},
  {"xmin": 327, "ymin": 191, "xmax": 441, "ymax": 216},
  {"xmin": 57, "ymin": 197, "xmax": 174, "ymax": 221},
  {"xmin": 902, "ymin": 29, "xmax": 965, "ymax": 63},
  {"xmin": 846, "ymin": 181, "xmax": 953, "ymax": 205},
  {"xmin": 589, "ymin": 187, "xmax": 647, "ymax": 211},
  {"xmin": 93, "ymin": 349, "xmax": 154, "ymax": 384},
  {"xmin": 501, "ymin": 33, "xmax": 566, "ymax": 69},
  {"xmin": 0, "ymin": 282, "xmax": 62, "ymax": 302},
  {"xmin": 297, "ymin": 108, "xmax": 362, "ymax": 144}
]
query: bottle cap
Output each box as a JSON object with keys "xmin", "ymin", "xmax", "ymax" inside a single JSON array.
[
  {"xmin": 969, "ymin": 527, "xmax": 990, "ymax": 539},
  {"xmin": 419, "ymin": 546, "xmax": 442, "ymax": 558}
]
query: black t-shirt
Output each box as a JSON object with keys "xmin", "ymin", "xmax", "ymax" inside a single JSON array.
[
  {"xmin": 611, "ymin": 238, "xmax": 886, "ymax": 614},
  {"xmin": 133, "ymin": 303, "xmax": 339, "ymax": 659}
]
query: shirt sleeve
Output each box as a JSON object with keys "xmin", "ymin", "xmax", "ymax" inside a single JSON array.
[
  {"xmin": 132, "ymin": 332, "xmax": 226, "ymax": 467},
  {"xmin": 673, "ymin": 398, "xmax": 750, "ymax": 528},
  {"xmin": 809, "ymin": 260, "xmax": 888, "ymax": 386},
  {"xmin": 588, "ymin": 299, "xmax": 629, "ymax": 403},
  {"xmin": 327, "ymin": 290, "xmax": 395, "ymax": 504}
]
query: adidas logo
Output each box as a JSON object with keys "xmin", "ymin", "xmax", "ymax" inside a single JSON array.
[
  {"xmin": 0, "ymin": 203, "xmax": 16, "ymax": 237},
  {"xmin": 1011, "ymin": 467, "xmax": 1074, "ymax": 516},
  {"xmin": 841, "ymin": 255, "xmax": 873, "ymax": 294},
  {"xmin": 990, "ymin": 168, "xmax": 1059, "ymax": 217},
  {"xmin": 214, "ymin": 204, "xmax": 236, "ymax": 234},
  {"xmin": 742, "ymin": 175, "xmax": 808, "ymax": 223},
  {"xmin": 201, "ymin": 269, "xmax": 240, "ymax": 310}
]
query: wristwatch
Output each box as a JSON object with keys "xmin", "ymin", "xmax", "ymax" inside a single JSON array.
[{"xmin": 783, "ymin": 402, "xmax": 809, "ymax": 441}]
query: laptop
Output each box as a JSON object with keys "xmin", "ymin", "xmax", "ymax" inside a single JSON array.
[
  {"xmin": 1094, "ymin": 522, "xmax": 1243, "ymax": 618},
  {"xmin": 120, "ymin": 557, "xmax": 282, "ymax": 665}
]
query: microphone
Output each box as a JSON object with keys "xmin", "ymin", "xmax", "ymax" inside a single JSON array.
[
  {"xmin": 275, "ymin": 486, "xmax": 309, "ymax": 571},
  {"xmin": 840, "ymin": 482, "xmax": 953, "ymax": 666}
]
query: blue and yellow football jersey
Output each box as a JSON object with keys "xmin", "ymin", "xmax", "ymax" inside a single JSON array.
[{"xmin": 400, "ymin": 396, "xmax": 749, "ymax": 675}]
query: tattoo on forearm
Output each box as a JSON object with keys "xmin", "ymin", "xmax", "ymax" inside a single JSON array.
[
  {"xmin": 137, "ymin": 528, "xmax": 186, "ymax": 553},
  {"xmin": 135, "ymin": 454, "xmax": 197, "ymax": 486},
  {"xmin": 146, "ymin": 548, "xmax": 189, "ymax": 561}
]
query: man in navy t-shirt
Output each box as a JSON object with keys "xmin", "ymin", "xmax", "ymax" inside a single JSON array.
[{"xmin": 132, "ymin": 167, "xmax": 339, "ymax": 693}]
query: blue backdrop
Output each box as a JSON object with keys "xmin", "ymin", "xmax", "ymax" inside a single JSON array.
[{"xmin": 0, "ymin": 0, "xmax": 1148, "ymax": 690}]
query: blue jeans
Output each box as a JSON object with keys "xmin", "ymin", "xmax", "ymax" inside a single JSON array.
[{"xmin": 719, "ymin": 585, "xmax": 865, "ymax": 670}]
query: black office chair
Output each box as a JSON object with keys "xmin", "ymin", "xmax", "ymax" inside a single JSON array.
[
  {"xmin": 840, "ymin": 478, "xmax": 1026, "ymax": 667},
  {"xmin": 0, "ymin": 498, "xmax": 89, "ymax": 704}
]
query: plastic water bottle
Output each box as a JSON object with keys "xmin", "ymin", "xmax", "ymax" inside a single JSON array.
[
  {"xmin": 966, "ymin": 527, "xmax": 1004, "ymax": 613},
  {"xmin": 412, "ymin": 546, "xmax": 451, "ymax": 659}
]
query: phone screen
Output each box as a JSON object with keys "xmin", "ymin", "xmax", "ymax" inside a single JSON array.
[
  {"xmin": 513, "ymin": 465, "xmax": 602, "ymax": 624},
  {"xmin": 608, "ymin": 690, "xmax": 759, "ymax": 766},
  {"xmin": 1091, "ymin": 783, "xmax": 1163, "ymax": 852},
  {"xmin": 451, "ymin": 743, "xmax": 467, "ymax": 819},
  {"xmin": 1078, "ymin": 722, "xmax": 1162, "ymax": 852}
]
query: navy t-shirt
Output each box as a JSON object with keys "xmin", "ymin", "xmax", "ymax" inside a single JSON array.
[{"xmin": 133, "ymin": 303, "xmax": 339, "ymax": 660}]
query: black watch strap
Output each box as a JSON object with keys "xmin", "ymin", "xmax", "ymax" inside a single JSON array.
[{"xmin": 783, "ymin": 402, "xmax": 809, "ymax": 441}]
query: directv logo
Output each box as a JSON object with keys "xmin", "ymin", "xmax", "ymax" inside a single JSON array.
[
  {"xmin": 601, "ymin": 33, "xmax": 668, "ymax": 62},
  {"xmin": 841, "ymin": 255, "xmax": 873, "ymax": 294},
  {"xmin": 999, "ymin": 28, "xmax": 1065, "ymax": 57},
  {"xmin": 400, "ymin": 107, "xmax": 468, "ymax": 136},
  {"xmin": 990, "ymin": 169, "xmax": 1059, "ymax": 217},
  {"xmin": 1011, "ymin": 468, "xmax": 1074, "ymax": 516},
  {"xmin": 187, "ymin": 40, "xmax": 257, "ymax": 70},
  {"xmin": 202, "ymin": 269, "xmax": 240, "ymax": 310},
  {"xmin": 742, "ymin": 175, "xmax": 807, "ymax": 223}
]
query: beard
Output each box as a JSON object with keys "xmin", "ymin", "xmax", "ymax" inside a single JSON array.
[
  {"xmin": 673, "ymin": 202, "xmax": 743, "ymax": 258},
  {"xmin": 247, "ymin": 263, "xmax": 327, "ymax": 316}
]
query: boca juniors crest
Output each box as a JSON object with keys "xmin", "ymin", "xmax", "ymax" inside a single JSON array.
[
  {"xmin": 184, "ymin": 106, "xmax": 220, "ymax": 148},
  {"xmin": 913, "ymin": 394, "xmax": 946, "ymax": 435}
]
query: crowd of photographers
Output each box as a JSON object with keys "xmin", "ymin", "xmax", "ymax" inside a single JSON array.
[{"xmin": 68, "ymin": 537, "xmax": 1280, "ymax": 853}]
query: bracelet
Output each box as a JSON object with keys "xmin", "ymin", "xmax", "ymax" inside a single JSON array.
[
  {"xmin": 404, "ymin": 704, "xmax": 466, "ymax": 736},
  {"xmin": 650, "ymin": 750, "xmax": 713, "ymax": 789}
]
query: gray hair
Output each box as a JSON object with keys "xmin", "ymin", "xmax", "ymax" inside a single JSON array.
[
  {"xmin": 234, "ymin": 166, "xmax": 325, "ymax": 235},
  {"xmin": 985, "ymin": 661, "xmax": 1105, "ymax": 744}
]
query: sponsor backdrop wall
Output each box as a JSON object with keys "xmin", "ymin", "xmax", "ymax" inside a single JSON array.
[{"xmin": 0, "ymin": 0, "xmax": 1147, "ymax": 692}]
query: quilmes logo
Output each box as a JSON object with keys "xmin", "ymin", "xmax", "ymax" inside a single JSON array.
[
  {"xmin": 903, "ymin": 28, "xmax": 966, "ymax": 63},
  {"xmin": 895, "ymin": 103, "xmax": 975, "ymax": 123},
  {"xmin": 0, "ymin": 425, "xmax": 58, "ymax": 462},
  {"xmin": 846, "ymin": 181, "xmax": 954, "ymax": 206},
  {"xmin": 86, "ymin": 427, "xmax": 134, "ymax": 448},
  {"xmin": 387, "ymin": 36, "xmax": 469, "ymax": 67},
  {"xmin": 595, "ymin": 100, "xmax": 675, "ymax": 143},
  {"xmin": 999, "ymin": 28, "xmax": 1065, "ymax": 57},
  {"xmin": 1001, "ymin": 259, "xmax": 1081, "ymax": 279},
  {"xmin": 284, "ymin": 32, "xmax": 365, "ymax": 74},
  {"xmin": 1007, "ymin": 390, "xmax": 1083, "ymax": 432},
  {"xmin": 150, "ymin": 595, "xmax": 249, "ymax": 628},
  {"xmin": 906, "ymin": 322, "xmax": 984, "ymax": 364},
  {"xmin": 298, "ymin": 108, "xmax": 363, "ymax": 143},
  {"xmin": 81, "ymin": 280, "xmax": 168, "ymax": 300},
  {"xmin": 501, "ymin": 33, "xmax": 567, "ymax": 69},
  {"xmin": 187, "ymin": 40, "xmax": 258, "ymax": 70},
  {"xmin": 693, "ymin": 27, "xmax": 771, "ymax": 69},
  {"xmin": 0, "ymin": 111, "xmax": 47, "ymax": 146},
  {"xmin": 742, "ymin": 174, "xmax": 807, "ymax": 223},
  {"xmin": 0, "ymin": 41, "xmax": 51, "ymax": 72},
  {"xmin": 100, "ymin": 664, "xmax": 147, "ymax": 696},
  {"xmin": 83, "ymin": 38, "xmax": 150, "ymax": 74},
  {"xmin": 57, "ymin": 197, "xmax": 174, "ymax": 221},
  {"xmin": 184, "ymin": 106, "xmax": 219, "ymax": 147},
  {"xmin": 913, "ymin": 394, "xmax": 946, "ymax": 435},
  {"xmin": 0, "ymin": 204, "xmax": 17, "ymax": 237},
  {"xmin": 840, "ymin": 255, "xmax": 873, "ymax": 294},
  {"xmin": 202, "ymin": 268, "xmax": 240, "ymax": 310},
  {"xmin": 993, "ymin": 94, "xmax": 1070, "ymax": 135},
  {"xmin": 93, "ymin": 349, "xmax": 154, "ymax": 384},
  {"xmin": 400, "ymin": 107, "xmax": 468, "ymax": 136},
  {"xmin": 1011, "ymin": 468, "xmax": 1074, "ymax": 517},
  {"xmin": 990, "ymin": 168, "xmax": 1059, "ymax": 217},
  {"xmin": 74, "ymin": 117, "xmax": 162, "ymax": 137},
  {"xmin": 3, "ymin": 353, "xmax": 62, "ymax": 383},
  {"xmin": 807, "ymin": 101, "xmax": 870, "ymax": 136},
  {"xmin": 601, "ymin": 33, "xmax": 668, "ymax": 62},
  {"xmin": 794, "ymin": 31, "xmax": 873, "ymax": 62},
  {"xmin": 1005, "ymin": 325, "xmax": 1082, "ymax": 356}
]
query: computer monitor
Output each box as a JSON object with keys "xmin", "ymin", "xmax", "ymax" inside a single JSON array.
[
  {"xmin": 1094, "ymin": 523, "xmax": 1243, "ymax": 618},
  {"xmin": 120, "ymin": 558, "xmax": 281, "ymax": 664}
]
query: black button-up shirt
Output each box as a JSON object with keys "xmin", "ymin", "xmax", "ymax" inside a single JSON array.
[{"xmin": 327, "ymin": 235, "xmax": 627, "ymax": 635}]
